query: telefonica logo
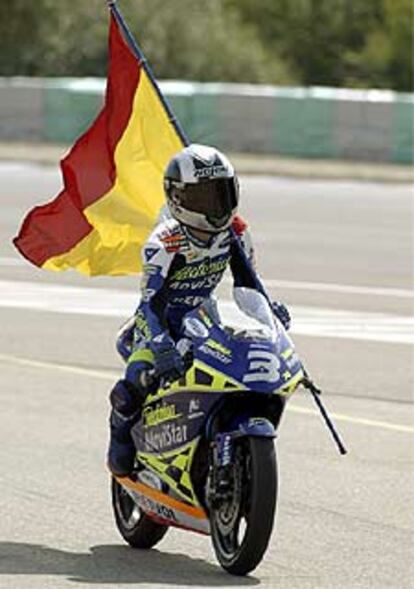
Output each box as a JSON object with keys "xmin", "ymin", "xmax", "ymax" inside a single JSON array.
[{"xmin": 143, "ymin": 403, "xmax": 180, "ymax": 427}]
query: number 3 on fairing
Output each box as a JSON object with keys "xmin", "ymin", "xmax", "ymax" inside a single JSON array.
[{"xmin": 243, "ymin": 350, "xmax": 281, "ymax": 383}]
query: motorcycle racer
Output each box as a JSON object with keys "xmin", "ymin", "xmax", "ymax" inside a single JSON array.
[{"xmin": 108, "ymin": 144, "xmax": 291, "ymax": 476}]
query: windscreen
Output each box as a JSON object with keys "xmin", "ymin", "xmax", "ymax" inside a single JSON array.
[{"xmin": 233, "ymin": 287, "xmax": 278, "ymax": 341}]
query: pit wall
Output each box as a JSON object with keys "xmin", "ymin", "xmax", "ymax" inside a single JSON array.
[{"xmin": 0, "ymin": 78, "xmax": 412, "ymax": 163}]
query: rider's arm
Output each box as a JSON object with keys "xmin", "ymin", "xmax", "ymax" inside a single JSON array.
[
  {"xmin": 229, "ymin": 216, "xmax": 291, "ymax": 330},
  {"xmin": 133, "ymin": 226, "xmax": 185, "ymax": 381},
  {"xmin": 135, "ymin": 229, "xmax": 173, "ymax": 343},
  {"xmin": 229, "ymin": 216, "xmax": 258, "ymax": 290}
]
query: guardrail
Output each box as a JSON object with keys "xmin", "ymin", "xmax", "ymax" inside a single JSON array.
[{"xmin": 0, "ymin": 77, "xmax": 412, "ymax": 163}]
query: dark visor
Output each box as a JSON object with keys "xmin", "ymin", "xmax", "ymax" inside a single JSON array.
[{"xmin": 178, "ymin": 178, "xmax": 238, "ymax": 220}]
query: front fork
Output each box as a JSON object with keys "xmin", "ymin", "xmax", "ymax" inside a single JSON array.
[{"xmin": 206, "ymin": 417, "xmax": 276, "ymax": 508}]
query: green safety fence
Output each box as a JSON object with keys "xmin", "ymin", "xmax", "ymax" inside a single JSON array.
[{"xmin": 0, "ymin": 78, "xmax": 413, "ymax": 163}]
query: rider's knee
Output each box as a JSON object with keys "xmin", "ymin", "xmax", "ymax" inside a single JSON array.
[{"xmin": 110, "ymin": 379, "xmax": 141, "ymax": 416}]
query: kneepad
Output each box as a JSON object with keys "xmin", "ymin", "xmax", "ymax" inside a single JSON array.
[{"xmin": 110, "ymin": 379, "xmax": 141, "ymax": 416}]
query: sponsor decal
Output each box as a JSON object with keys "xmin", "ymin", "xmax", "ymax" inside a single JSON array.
[
  {"xmin": 142, "ymin": 263, "xmax": 160, "ymax": 276},
  {"xmin": 199, "ymin": 309, "xmax": 213, "ymax": 327},
  {"xmin": 143, "ymin": 403, "xmax": 181, "ymax": 428},
  {"xmin": 286, "ymin": 353, "xmax": 300, "ymax": 370},
  {"xmin": 281, "ymin": 347, "xmax": 294, "ymax": 360},
  {"xmin": 165, "ymin": 243, "xmax": 187, "ymax": 254},
  {"xmin": 184, "ymin": 317, "xmax": 210, "ymax": 339},
  {"xmin": 144, "ymin": 423, "xmax": 188, "ymax": 452},
  {"xmin": 188, "ymin": 398, "xmax": 204, "ymax": 420},
  {"xmin": 135, "ymin": 493, "xmax": 177, "ymax": 522},
  {"xmin": 189, "ymin": 398, "xmax": 200, "ymax": 412},
  {"xmin": 141, "ymin": 288, "xmax": 156, "ymax": 303},
  {"xmin": 199, "ymin": 344, "xmax": 232, "ymax": 365},
  {"xmin": 169, "ymin": 273, "xmax": 223, "ymax": 292},
  {"xmin": 135, "ymin": 310, "xmax": 152, "ymax": 339},
  {"xmin": 143, "ymin": 247, "xmax": 159, "ymax": 262},
  {"xmin": 171, "ymin": 257, "xmax": 228, "ymax": 281},
  {"xmin": 185, "ymin": 250, "xmax": 198, "ymax": 262},
  {"xmin": 138, "ymin": 469, "xmax": 163, "ymax": 491},
  {"xmin": 170, "ymin": 295, "xmax": 205, "ymax": 307},
  {"xmin": 217, "ymin": 433, "xmax": 232, "ymax": 467},
  {"xmin": 160, "ymin": 229, "xmax": 190, "ymax": 253},
  {"xmin": 194, "ymin": 165, "xmax": 227, "ymax": 178},
  {"xmin": 205, "ymin": 338, "xmax": 231, "ymax": 357}
]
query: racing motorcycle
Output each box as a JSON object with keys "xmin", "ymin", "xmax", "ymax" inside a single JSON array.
[{"xmin": 111, "ymin": 288, "xmax": 346, "ymax": 575}]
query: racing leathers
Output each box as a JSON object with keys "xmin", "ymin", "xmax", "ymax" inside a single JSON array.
[{"xmin": 107, "ymin": 214, "xmax": 290, "ymax": 476}]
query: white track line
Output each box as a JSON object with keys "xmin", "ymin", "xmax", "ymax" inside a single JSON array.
[
  {"xmin": 239, "ymin": 277, "xmax": 414, "ymax": 299},
  {"xmin": 0, "ymin": 256, "xmax": 26, "ymax": 267},
  {"xmin": 0, "ymin": 256, "xmax": 412, "ymax": 299},
  {"xmin": 0, "ymin": 352, "xmax": 412, "ymax": 434},
  {"xmin": 0, "ymin": 353, "xmax": 119, "ymax": 381},
  {"xmin": 0, "ymin": 279, "xmax": 412, "ymax": 344},
  {"xmin": 286, "ymin": 405, "xmax": 414, "ymax": 434}
]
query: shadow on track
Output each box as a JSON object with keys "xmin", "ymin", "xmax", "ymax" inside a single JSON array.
[{"xmin": 0, "ymin": 542, "xmax": 260, "ymax": 585}]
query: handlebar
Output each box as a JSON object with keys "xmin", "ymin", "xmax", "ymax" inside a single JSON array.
[{"xmin": 139, "ymin": 338, "xmax": 194, "ymax": 392}]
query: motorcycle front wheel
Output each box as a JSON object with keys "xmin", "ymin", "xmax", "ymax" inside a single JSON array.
[
  {"xmin": 210, "ymin": 436, "xmax": 277, "ymax": 575},
  {"xmin": 111, "ymin": 477, "xmax": 168, "ymax": 548}
]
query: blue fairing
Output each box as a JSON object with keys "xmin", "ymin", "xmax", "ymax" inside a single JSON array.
[{"xmin": 183, "ymin": 307, "xmax": 303, "ymax": 395}]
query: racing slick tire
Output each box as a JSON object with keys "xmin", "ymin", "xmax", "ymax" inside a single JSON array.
[
  {"xmin": 111, "ymin": 477, "xmax": 168, "ymax": 548},
  {"xmin": 210, "ymin": 436, "xmax": 277, "ymax": 575}
]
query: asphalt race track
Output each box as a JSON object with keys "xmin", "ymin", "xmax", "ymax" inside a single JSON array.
[{"xmin": 0, "ymin": 161, "xmax": 413, "ymax": 589}]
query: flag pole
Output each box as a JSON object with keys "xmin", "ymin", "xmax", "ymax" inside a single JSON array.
[
  {"xmin": 106, "ymin": 5, "xmax": 347, "ymax": 455},
  {"xmin": 107, "ymin": 0, "xmax": 190, "ymax": 147},
  {"xmin": 106, "ymin": 1, "xmax": 269, "ymax": 298}
]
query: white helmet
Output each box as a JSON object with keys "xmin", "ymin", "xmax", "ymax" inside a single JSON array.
[{"xmin": 164, "ymin": 144, "xmax": 239, "ymax": 233}]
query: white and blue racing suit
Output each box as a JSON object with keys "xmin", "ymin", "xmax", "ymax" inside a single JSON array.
[
  {"xmin": 120, "ymin": 214, "xmax": 257, "ymax": 384},
  {"xmin": 108, "ymin": 214, "xmax": 290, "ymax": 475}
]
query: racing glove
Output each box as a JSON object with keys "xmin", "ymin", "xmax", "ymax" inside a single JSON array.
[
  {"xmin": 149, "ymin": 333, "xmax": 185, "ymax": 384},
  {"xmin": 271, "ymin": 300, "xmax": 291, "ymax": 331}
]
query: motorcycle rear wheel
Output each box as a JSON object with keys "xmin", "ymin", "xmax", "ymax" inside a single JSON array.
[
  {"xmin": 111, "ymin": 477, "xmax": 168, "ymax": 548},
  {"xmin": 210, "ymin": 437, "xmax": 277, "ymax": 575}
]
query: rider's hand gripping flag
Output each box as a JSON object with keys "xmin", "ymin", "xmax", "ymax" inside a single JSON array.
[{"xmin": 13, "ymin": 7, "xmax": 184, "ymax": 276}]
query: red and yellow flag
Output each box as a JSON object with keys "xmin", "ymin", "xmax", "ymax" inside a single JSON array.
[{"xmin": 13, "ymin": 13, "xmax": 184, "ymax": 276}]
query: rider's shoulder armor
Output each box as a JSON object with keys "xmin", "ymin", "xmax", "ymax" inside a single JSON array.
[
  {"xmin": 157, "ymin": 219, "xmax": 189, "ymax": 254},
  {"xmin": 141, "ymin": 219, "xmax": 187, "ymax": 278}
]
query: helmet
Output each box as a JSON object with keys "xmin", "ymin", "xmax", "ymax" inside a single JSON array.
[{"xmin": 164, "ymin": 144, "xmax": 239, "ymax": 233}]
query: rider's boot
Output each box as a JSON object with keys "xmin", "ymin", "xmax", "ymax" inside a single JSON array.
[{"xmin": 107, "ymin": 379, "xmax": 144, "ymax": 477}]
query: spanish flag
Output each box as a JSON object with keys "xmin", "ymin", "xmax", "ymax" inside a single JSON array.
[{"xmin": 13, "ymin": 9, "xmax": 184, "ymax": 276}]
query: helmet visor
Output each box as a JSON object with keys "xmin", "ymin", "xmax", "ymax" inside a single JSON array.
[{"xmin": 177, "ymin": 178, "xmax": 238, "ymax": 228}]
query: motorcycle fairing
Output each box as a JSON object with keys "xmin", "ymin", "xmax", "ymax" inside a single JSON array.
[
  {"xmin": 133, "ymin": 387, "xmax": 231, "ymax": 506},
  {"xmin": 131, "ymin": 305, "xmax": 303, "ymax": 507},
  {"xmin": 136, "ymin": 389, "xmax": 228, "ymax": 450},
  {"xmin": 185, "ymin": 307, "xmax": 304, "ymax": 395},
  {"xmin": 114, "ymin": 474, "xmax": 210, "ymax": 535},
  {"xmin": 144, "ymin": 358, "xmax": 246, "ymax": 405},
  {"xmin": 123, "ymin": 303, "xmax": 304, "ymax": 532},
  {"xmin": 137, "ymin": 438, "xmax": 201, "ymax": 506}
]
